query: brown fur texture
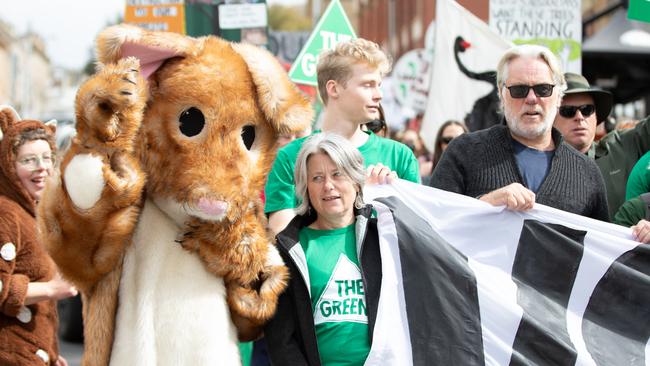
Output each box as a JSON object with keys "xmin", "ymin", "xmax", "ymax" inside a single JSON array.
[
  {"xmin": 37, "ymin": 24, "xmax": 312, "ymax": 364},
  {"xmin": 40, "ymin": 58, "xmax": 147, "ymax": 290}
]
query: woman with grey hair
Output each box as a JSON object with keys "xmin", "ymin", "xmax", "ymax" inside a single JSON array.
[{"xmin": 265, "ymin": 132, "xmax": 383, "ymax": 365}]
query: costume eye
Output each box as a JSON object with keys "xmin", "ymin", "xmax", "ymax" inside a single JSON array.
[
  {"xmin": 241, "ymin": 125, "xmax": 255, "ymax": 150},
  {"xmin": 178, "ymin": 107, "xmax": 205, "ymax": 137}
]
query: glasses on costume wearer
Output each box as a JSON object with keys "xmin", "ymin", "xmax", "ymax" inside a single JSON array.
[
  {"xmin": 505, "ymin": 84, "xmax": 555, "ymax": 98},
  {"xmin": 440, "ymin": 136, "xmax": 455, "ymax": 144},
  {"xmin": 17, "ymin": 154, "xmax": 55, "ymax": 170},
  {"xmin": 558, "ymin": 104, "xmax": 596, "ymax": 119}
]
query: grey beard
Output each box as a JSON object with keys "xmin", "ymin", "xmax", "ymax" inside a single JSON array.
[{"xmin": 505, "ymin": 108, "xmax": 557, "ymax": 141}]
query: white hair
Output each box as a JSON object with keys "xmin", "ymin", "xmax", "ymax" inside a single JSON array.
[
  {"xmin": 496, "ymin": 44, "xmax": 567, "ymax": 102},
  {"xmin": 294, "ymin": 132, "xmax": 365, "ymax": 216}
]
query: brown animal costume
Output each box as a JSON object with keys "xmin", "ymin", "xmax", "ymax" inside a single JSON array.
[
  {"xmin": 37, "ymin": 25, "xmax": 312, "ymax": 365},
  {"xmin": 0, "ymin": 106, "xmax": 60, "ymax": 365}
]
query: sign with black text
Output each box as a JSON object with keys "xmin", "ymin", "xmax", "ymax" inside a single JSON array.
[{"xmin": 489, "ymin": 0, "xmax": 582, "ymax": 73}]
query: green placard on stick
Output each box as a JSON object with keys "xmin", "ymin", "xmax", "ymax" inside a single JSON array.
[
  {"xmin": 288, "ymin": 0, "xmax": 357, "ymax": 86},
  {"xmin": 628, "ymin": 0, "xmax": 650, "ymax": 23}
]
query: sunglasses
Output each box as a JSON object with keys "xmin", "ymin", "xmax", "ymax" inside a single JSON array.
[
  {"xmin": 505, "ymin": 83, "xmax": 555, "ymax": 98},
  {"xmin": 558, "ymin": 104, "xmax": 596, "ymax": 118},
  {"xmin": 440, "ymin": 136, "xmax": 455, "ymax": 144},
  {"xmin": 365, "ymin": 119, "xmax": 386, "ymax": 134}
]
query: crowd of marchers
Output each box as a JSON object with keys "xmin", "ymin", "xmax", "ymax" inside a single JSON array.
[{"xmin": 2, "ymin": 36, "xmax": 650, "ymax": 366}]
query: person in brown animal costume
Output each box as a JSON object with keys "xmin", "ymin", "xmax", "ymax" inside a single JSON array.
[
  {"xmin": 37, "ymin": 24, "xmax": 312, "ymax": 365},
  {"xmin": 0, "ymin": 106, "xmax": 77, "ymax": 366}
]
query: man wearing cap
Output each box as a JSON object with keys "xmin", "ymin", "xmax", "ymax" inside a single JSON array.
[
  {"xmin": 554, "ymin": 72, "xmax": 650, "ymax": 218},
  {"xmin": 431, "ymin": 45, "xmax": 609, "ymax": 221}
]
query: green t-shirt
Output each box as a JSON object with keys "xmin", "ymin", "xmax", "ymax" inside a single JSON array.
[
  {"xmin": 625, "ymin": 151, "xmax": 650, "ymax": 201},
  {"xmin": 299, "ymin": 224, "xmax": 370, "ymax": 366},
  {"xmin": 264, "ymin": 131, "xmax": 420, "ymax": 213}
]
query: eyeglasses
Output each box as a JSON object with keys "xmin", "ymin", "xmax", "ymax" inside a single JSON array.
[
  {"xmin": 558, "ymin": 104, "xmax": 596, "ymax": 119},
  {"xmin": 17, "ymin": 154, "xmax": 55, "ymax": 170},
  {"xmin": 505, "ymin": 84, "xmax": 555, "ymax": 98},
  {"xmin": 440, "ymin": 136, "xmax": 455, "ymax": 144}
]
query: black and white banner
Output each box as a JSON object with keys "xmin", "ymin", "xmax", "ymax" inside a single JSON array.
[{"xmin": 363, "ymin": 180, "xmax": 650, "ymax": 366}]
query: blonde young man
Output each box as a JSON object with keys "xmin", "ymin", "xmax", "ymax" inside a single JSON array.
[
  {"xmin": 430, "ymin": 44, "xmax": 609, "ymax": 221},
  {"xmin": 265, "ymin": 39, "xmax": 420, "ymax": 234}
]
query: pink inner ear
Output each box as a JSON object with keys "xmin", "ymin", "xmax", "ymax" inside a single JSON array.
[{"xmin": 121, "ymin": 42, "xmax": 181, "ymax": 79}]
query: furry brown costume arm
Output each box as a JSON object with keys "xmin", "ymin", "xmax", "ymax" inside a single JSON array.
[{"xmin": 37, "ymin": 57, "xmax": 147, "ymax": 293}]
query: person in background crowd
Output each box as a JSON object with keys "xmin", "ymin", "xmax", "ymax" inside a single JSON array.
[
  {"xmin": 625, "ymin": 150, "xmax": 650, "ymax": 202},
  {"xmin": 429, "ymin": 45, "xmax": 609, "ymax": 221},
  {"xmin": 613, "ymin": 193, "xmax": 650, "ymax": 243},
  {"xmin": 615, "ymin": 117, "xmax": 640, "ymax": 131},
  {"xmin": 553, "ymin": 72, "xmax": 650, "ymax": 218},
  {"xmin": 264, "ymin": 38, "xmax": 420, "ymax": 235},
  {"xmin": 431, "ymin": 120, "xmax": 468, "ymax": 171},
  {"xmin": 612, "ymin": 149, "xmax": 650, "ymax": 243},
  {"xmin": 277, "ymin": 126, "xmax": 313, "ymax": 149},
  {"xmin": 361, "ymin": 103, "xmax": 388, "ymax": 137},
  {"xmin": 399, "ymin": 129, "xmax": 432, "ymax": 179},
  {"xmin": 0, "ymin": 107, "xmax": 77, "ymax": 366}
]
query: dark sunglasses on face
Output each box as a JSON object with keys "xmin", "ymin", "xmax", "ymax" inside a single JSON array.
[
  {"xmin": 558, "ymin": 104, "xmax": 596, "ymax": 119},
  {"xmin": 505, "ymin": 83, "xmax": 555, "ymax": 98},
  {"xmin": 440, "ymin": 136, "xmax": 455, "ymax": 144}
]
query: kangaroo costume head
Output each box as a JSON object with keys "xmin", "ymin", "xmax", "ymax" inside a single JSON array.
[{"xmin": 93, "ymin": 24, "xmax": 312, "ymax": 223}]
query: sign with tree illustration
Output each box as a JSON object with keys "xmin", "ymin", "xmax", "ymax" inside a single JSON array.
[
  {"xmin": 489, "ymin": 0, "xmax": 582, "ymax": 73},
  {"xmin": 392, "ymin": 49, "xmax": 433, "ymax": 115}
]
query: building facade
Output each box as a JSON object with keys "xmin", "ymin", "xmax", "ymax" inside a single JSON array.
[
  {"xmin": 0, "ymin": 19, "xmax": 56, "ymax": 119},
  {"xmin": 0, "ymin": 20, "xmax": 13, "ymax": 105}
]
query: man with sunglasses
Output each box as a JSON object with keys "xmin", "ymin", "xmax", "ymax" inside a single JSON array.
[
  {"xmin": 431, "ymin": 45, "xmax": 609, "ymax": 221},
  {"xmin": 554, "ymin": 72, "xmax": 650, "ymax": 219}
]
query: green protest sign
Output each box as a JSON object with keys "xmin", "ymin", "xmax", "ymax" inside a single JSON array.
[
  {"xmin": 288, "ymin": 0, "xmax": 356, "ymax": 86},
  {"xmin": 628, "ymin": 0, "xmax": 650, "ymax": 23}
]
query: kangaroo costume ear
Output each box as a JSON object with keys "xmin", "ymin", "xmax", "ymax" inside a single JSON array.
[
  {"xmin": 44, "ymin": 119, "xmax": 57, "ymax": 136},
  {"xmin": 232, "ymin": 43, "xmax": 313, "ymax": 135},
  {"xmin": 96, "ymin": 24, "xmax": 195, "ymax": 79},
  {"xmin": 0, "ymin": 105, "xmax": 21, "ymax": 141}
]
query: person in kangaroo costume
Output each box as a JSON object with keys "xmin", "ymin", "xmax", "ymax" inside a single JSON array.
[{"xmin": 37, "ymin": 24, "xmax": 312, "ymax": 365}]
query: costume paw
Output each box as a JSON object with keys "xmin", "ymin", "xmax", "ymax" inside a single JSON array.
[
  {"xmin": 103, "ymin": 152, "xmax": 145, "ymax": 207},
  {"xmin": 227, "ymin": 285, "xmax": 276, "ymax": 323},
  {"xmin": 94, "ymin": 57, "xmax": 143, "ymax": 113},
  {"xmin": 258, "ymin": 256, "xmax": 289, "ymax": 305},
  {"xmin": 227, "ymin": 248, "xmax": 288, "ymax": 323},
  {"xmin": 78, "ymin": 56, "xmax": 147, "ymax": 144}
]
